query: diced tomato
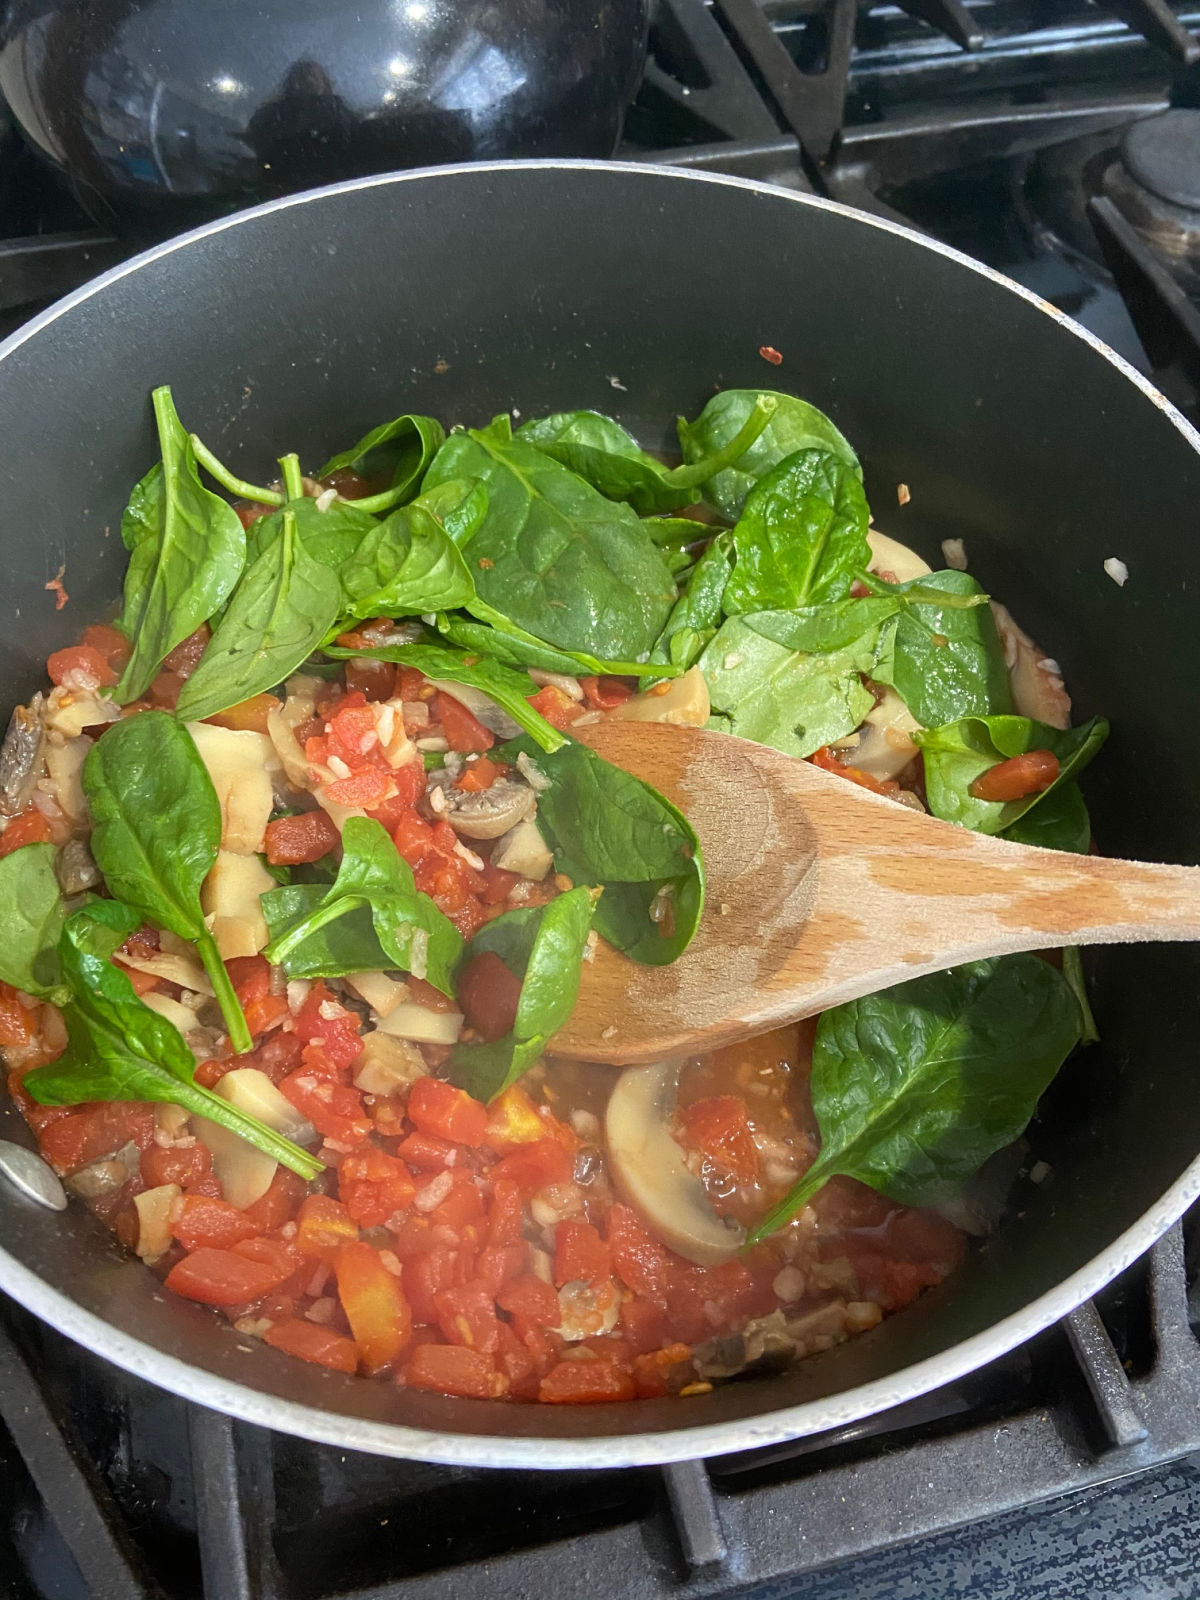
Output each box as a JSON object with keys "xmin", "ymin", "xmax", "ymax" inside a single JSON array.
[
  {"xmin": 335, "ymin": 1241, "xmax": 413, "ymax": 1369},
  {"xmin": 231, "ymin": 1234, "xmax": 305, "ymax": 1287},
  {"xmin": 324, "ymin": 769, "xmax": 394, "ymax": 809},
  {"xmin": 476, "ymin": 1242, "xmax": 528, "ymax": 1295},
  {"xmin": 490, "ymin": 1139, "xmax": 573, "ymax": 1195},
  {"xmin": 327, "ymin": 702, "xmax": 379, "ymax": 764},
  {"xmin": 294, "ymin": 983, "xmax": 363, "ymax": 1071},
  {"xmin": 392, "ymin": 811, "xmax": 436, "ymax": 866},
  {"xmin": 402, "ymin": 1249, "xmax": 458, "ymax": 1323},
  {"xmin": 632, "ymin": 1343, "xmax": 694, "ymax": 1398},
  {"xmin": 405, "ymin": 1343, "xmax": 507, "ymax": 1399},
  {"xmin": 241, "ymin": 1167, "xmax": 307, "ymax": 1231},
  {"xmin": 396, "ymin": 665, "xmax": 432, "ymax": 702},
  {"xmin": 396, "ymin": 1130, "xmax": 459, "ymax": 1171},
  {"xmin": 79, "ymin": 623, "xmax": 131, "ymax": 674},
  {"xmin": 140, "ymin": 1140, "xmax": 212, "ymax": 1190},
  {"xmin": 366, "ymin": 762, "xmax": 425, "ymax": 830},
  {"xmin": 478, "ymin": 863, "xmax": 520, "ymax": 905},
  {"xmin": 539, "ymin": 1358, "xmax": 636, "ymax": 1404},
  {"xmin": 487, "ymin": 1177, "xmax": 524, "ymax": 1246},
  {"xmin": 554, "ymin": 1220, "xmax": 611, "ymax": 1288},
  {"xmin": 162, "ymin": 625, "xmax": 211, "ymax": 678},
  {"xmin": 234, "ymin": 502, "xmax": 272, "ymax": 530},
  {"xmin": 148, "ymin": 669, "xmax": 186, "ymax": 709},
  {"xmin": 0, "ymin": 984, "xmax": 37, "ymax": 1048},
  {"xmin": 496, "ymin": 1274, "xmax": 560, "ymax": 1340},
  {"xmin": 526, "ymin": 685, "xmax": 578, "ymax": 730},
  {"xmin": 496, "ymin": 1320, "xmax": 542, "ymax": 1397},
  {"xmin": 344, "ymin": 657, "xmax": 396, "ymax": 702},
  {"xmin": 280, "ymin": 1073, "xmax": 372, "ymax": 1146},
  {"xmin": 408, "ymin": 976, "xmax": 458, "ymax": 1014},
  {"xmin": 47, "ymin": 644, "xmax": 116, "ymax": 689},
  {"xmin": 968, "ymin": 749, "xmax": 1060, "ymax": 802},
  {"xmin": 248, "ymin": 1029, "xmax": 305, "ymax": 1085},
  {"xmin": 435, "ymin": 1278, "xmax": 502, "ymax": 1352},
  {"xmin": 607, "ymin": 1204, "xmax": 674, "ymax": 1305},
  {"xmin": 619, "ymin": 1296, "xmax": 668, "ymax": 1355},
  {"xmin": 295, "ymin": 1193, "xmax": 359, "ymax": 1259},
  {"xmin": 171, "ymin": 1195, "xmax": 259, "ymax": 1252},
  {"xmin": 581, "ymin": 676, "xmax": 634, "ymax": 710},
  {"xmin": 437, "ymin": 693, "xmax": 495, "ymax": 753},
  {"xmin": 414, "ymin": 851, "xmax": 476, "ymax": 912},
  {"xmin": 184, "ymin": 1173, "xmax": 225, "ymax": 1201},
  {"xmin": 428, "ymin": 1171, "xmax": 485, "ymax": 1231},
  {"xmin": 483, "ymin": 1085, "xmax": 548, "ymax": 1151},
  {"xmin": 338, "ymin": 1146, "xmax": 417, "ymax": 1227},
  {"xmin": 263, "ymin": 809, "xmax": 342, "ymax": 867},
  {"xmin": 112, "ymin": 960, "xmax": 161, "ymax": 997},
  {"xmin": 244, "ymin": 993, "xmax": 289, "ymax": 1036},
  {"xmin": 38, "ymin": 1103, "xmax": 156, "ymax": 1175},
  {"xmin": 445, "ymin": 897, "xmax": 489, "ymax": 939},
  {"xmin": 455, "ymin": 756, "xmax": 504, "ymax": 793},
  {"xmin": 809, "ymin": 745, "xmax": 892, "ymax": 796},
  {"xmin": 456, "ymin": 951, "xmax": 522, "ymax": 1044},
  {"xmin": 262, "ymin": 1317, "xmax": 359, "ymax": 1373},
  {"xmin": 0, "ymin": 811, "xmax": 53, "ymax": 857},
  {"xmin": 677, "ymin": 1096, "xmax": 760, "ymax": 1184},
  {"xmin": 204, "ymin": 693, "xmax": 278, "ymax": 734},
  {"xmin": 226, "ymin": 955, "xmax": 271, "ymax": 1006},
  {"xmin": 166, "ymin": 1246, "xmax": 290, "ymax": 1307},
  {"xmin": 407, "ymin": 1077, "xmax": 488, "ymax": 1147}
]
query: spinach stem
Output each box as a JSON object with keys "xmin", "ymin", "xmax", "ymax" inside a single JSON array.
[
  {"xmin": 744, "ymin": 1159, "xmax": 831, "ymax": 1247},
  {"xmin": 262, "ymin": 896, "xmax": 360, "ymax": 968},
  {"xmin": 191, "ymin": 1082, "xmax": 323, "ymax": 1178},
  {"xmin": 342, "ymin": 483, "xmax": 408, "ymax": 516},
  {"xmin": 666, "ymin": 394, "xmax": 778, "ymax": 490},
  {"xmin": 1062, "ymin": 945, "xmax": 1100, "ymax": 1044},
  {"xmin": 190, "ymin": 435, "xmax": 285, "ymax": 507},
  {"xmin": 279, "ymin": 453, "xmax": 305, "ymax": 502},
  {"xmin": 196, "ymin": 928, "xmax": 254, "ymax": 1053}
]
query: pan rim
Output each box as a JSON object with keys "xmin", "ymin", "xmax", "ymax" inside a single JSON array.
[{"xmin": 1, "ymin": 157, "xmax": 1196, "ymax": 1469}]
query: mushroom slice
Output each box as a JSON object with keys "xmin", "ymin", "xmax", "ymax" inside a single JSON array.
[
  {"xmin": 215, "ymin": 1068, "xmax": 315, "ymax": 1146},
  {"xmin": 344, "ymin": 970, "xmax": 409, "ymax": 1018},
  {"xmin": 353, "ymin": 1031, "xmax": 427, "ymax": 1095},
  {"xmin": 491, "ymin": 816, "xmax": 553, "ymax": 880},
  {"xmin": 605, "ymin": 1060, "xmax": 745, "ymax": 1266},
  {"xmin": 607, "ymin": 666, "xmax": 710, "ymax": 728},
  {"xmin": 133, "ymin": 1183, "xmax": 181, "ymax": 1261},
  {"xmin": 376, "ymin": 1002, "xmax": 464, "ymax": 1045},
  {"xmin": 866, "ymin": 528, "xmax": 932, "ymax": 583},
  {"xmin": 185, "ymin": 723, "xmax": 279, "ymax": 854},
  {"xmin": 0, "ymin": 698, "xmax": 45, "ymax": 817},
  {"xmin": 193, "ymin": 1119, "xmax": 278, "ymax": 1210},
  {"xmin": 832, "ymin": 686, "xmax": 923, "ymax": 782},
  {"xmin": 202, "ymin": 850, "xmax": 275, "ymax": 960},
  {"xmin": 990, "ymin": 602, "xmax": 1071, "ymax": 730},
  {"xmin": 444, "ymin": 779, "xmax": 536, "ymax": 841}
]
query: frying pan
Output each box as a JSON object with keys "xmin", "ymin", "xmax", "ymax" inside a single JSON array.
[{"xmin": 1, "ymin": 161, "xmax": 1198, "ymax": 1469}]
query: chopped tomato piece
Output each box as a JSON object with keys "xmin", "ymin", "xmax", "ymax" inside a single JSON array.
[
  {"xmin": 140, "ymin": 1140, "xmax": 212, "ymax": 1189},
  {"xmin": 402, "ymin": 1248, "xmax": 458, "ymax": 1323},
  {"xmin": 243, "ymin": 993, "xmax": 289, "ymax": 1036},
  {"xmin": 428, "ymin": 1171, "xmax": 485, "ymax": 1231},
  {"xmin": 539, "ymin": 1358, "xmax": 636, "ymax": 1404},
  {"xmin": 392, "ymin": 811, "xmax": 436, "ymax": 866},
  {"xmin": 171, "ymin": 1195, "xmax": 260, "ymax": 1252},
  {"xmin": 396, "ymin": 1130, "xmax": 459, "ymax": 1171},
  {"xmin": 0, "ymin": 811, "xmax": 53, "ymax": 857},
  {"xmin": 264, "ymin": 810, "xmax": 341, "ymax": 866},
  {"xmin": 338, "ymin": 1146, "xmax": 417, "ymax": 1227},
  {"xmin": 335, "ymin": 1241, "xmax": 413, "ymax": 1368},
  {"xmin": 295, "ymin": 1193, "xmax": 359, "ymax": 1259},
  {"xmin": 407, "ymin": 1077, "xmax": 488, "ymax": 1147},
  {"xmin": 487, "ymin": 1177, "xmax": 523, "ymax": 1246},
  {"xmin": 437, "ymin": 693, "xmax": 495, "ymax": 752},
  {"xmin": 241, "ymin": 1168, "xmax": 306, "ymax": 1231},
  {"xmin": 456, "ymin": 951, "xmax": 522, "ymax": 1044},
  {"xmin": 226, "ymin": 955, "xmax": 271, "ymax": 1006},
  {"xmin": 0, "ymin": 984, "xmax": 37, "ymax": 1047},
  {"xmin": 677, "ymin": 1095, "xmax": 760, "ymax": 1183},
  {"xmin": 526, "ymin": 684, "xmax": 578, "ymax": 730},
  {"xmin": 484, "ymin": 1085, "xmax": 550, "ymax": 1150},
  {"xmin": 262, "ymin": 1317, "xmax": 359, "ymax": 1373},
  {"xmin": 581, "ymin": 676, "xmax": 634, "ymax": 710},
  {"xmin": 324, "ymin": 769, "xmax": 394, "ymax": 809},
  {"xmin": 554, "ymin": 1220, "xmax": 611, "ymax": 1288},
  {"xmin": 204, "ymin": 693, "xmax": 278, "ymax": 733},
  {"xmin": 476, "ymin": 1242, "xmax": 529, "ymax": 1295},
  {"xmin": 607, "ymin": 1204, "xmax": 674, "ymax": 1305},
  {"xmin": 162, "ymin": 625, "xmax": 211, "ymax": 678},
  {"xmin": 165, "ymin": 1246, "xmax": 290, "ymax": 1307},
  {"xmin": 344, "ymin": 657, "xmax": 396, "ymax": 702},
  {"xmin": 619, "ymin": 1296, "xmax": 668, "ymax": 1355},
  {"xmin": 405, "ymin": 1343, "xmax": 506, "ymax": 1399},
  {"xmin": 38, "ymin": 1103, "xmax": 156, "ymax": 1175},
  {"xmin": 490, "ymin": 1139, "xmax": 573, "ymax": 1195},
  {"xmin": 478, "ymin": 863, "xmax": 520, "ymax": 904},
  {"xmin": 47, "ymin": 644, "xmax": 116, "ymax": 689},
  {"xmin": 279, "ymin": 1073, "xmax": 372, "ymax": 1146},
  {"xmin": 435, "ymin": 1278, "xmax": 502, "ymax": 1352},
  {"xmin": 294, "ymin": 983, "xmax": 363, "ymax": 1071},
  {"xmin": 809, "ymin": 745, "xmax": 892, "ymax": 796},
  {"xmin": 249, "ymin": 1029, "xmax": 305, "ymax": 1084},
  {"xmin": 968, "ymin": 749, "xmax": 1060, "ymax": 802},
  {"xmin": 496, "ymin": 1274, "xmax": 560, "ymax": 1339},
  {"xmin": 633, "ymin": 1343, "xmax": 694, "ymax": 1398},
  {"xmin": 454, "ymin": 755, "xmax": 503, "ymax": 792},
  {"xmin": 148, "ymin": 669, "xmax": 186, "ymax": 709},
  {"xmin": 79, "ymin": 623, "xmax": 131, "ymax": 673}
]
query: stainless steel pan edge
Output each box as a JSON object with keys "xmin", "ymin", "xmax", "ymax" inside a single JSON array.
[{"xmin": 0, "ymin": 159, "xmax": 1195, "ymax": 1469}]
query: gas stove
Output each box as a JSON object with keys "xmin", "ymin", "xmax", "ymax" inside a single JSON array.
[{"xmin": 4, "ymin": 6, "xmax": 1200, "ymax": 1598}]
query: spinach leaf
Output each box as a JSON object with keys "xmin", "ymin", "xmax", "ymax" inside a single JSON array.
[
  {"xmin": 515, "ymin": 396, "xmax": 775, "ymax": 516},
  {"xmin": 416, "ymin": 477, "xmax": 490, "ymax": 546},
  {"xmin": 23, "ymin": 901, "xmax": 321, "ymax": 1180},
  {"xmin": 116, "ymin": 387, "xmax": 247, "ymax": 702},
  {"xmin": 643, "ymin": 517, "xmax": 717, "ymax": 551},
  {"xmin": 335, "ymin": 501, "xmax": 475, "ymax": 622},
  {"xmin": 318, "ymin": 413, "xmax": 446, "ymax": 501},
  {"xmin": 450, "ymin": 887, "xmax": 596, "ymax": 1100},
  {"xmin": 650, "ymin": 532, "xmax": 733, "ymax": 669},
  {"xmin": 0, "ymin": 843, "xmax": 68, "ymax": 1001},
  {"xmin": 505, "ymin": 738, "xmax": 704, "ymax": 964},
  {"xmin": 174, "ymin": 510, "xmax": 341, "ymax": 721},
  {"xmin": 261, "ymin": 817, "xmax": 463, "ymax": 995},
  {"xmin": 699, "ymin": 599, "xmax": 899, "ymax": 759},
  {"xmin": 1061, "ymin": 944, "xmax": 1100, "ymax": 1045},
  {"xmin": 914, "ymin": 714, "xmax": 1109, "ymax": 836},
  {"xmin": 451, "ymin": 597, "xmax": 681, "ymax": 679},
  {"xmin": 421, "ymin": 415, "xmax": 677, "ymax": 661},
  {"xmin": 246, "ymin": 495, "xmax": 378, "ymax": 571},
  {"xmin": 747, "ymin": 954, "xmax": 1083, "ymax": 1242},
  {"xmin": 1003, "ymin": 781, "xmax": 1092, "ymax": 854},
  {"xmin": 260, "ymin": 886, "xmax": 385, "ymax": 978},
  {"xmin": 873, "ymin": 570, "xmax": 1011, "ymax": 727},
  {"xmin": 324, "ymin": 639, "xmax": 567, "ymax": 754},
  {"xmin": 678, "ymin": 389, "xmax": 860, "ymax": 522},
  {"xmin": 82, "ymin": 711, "xmax": 252, "ymax": 1052},
  {"xmin": 722, "ymin": 447, "xmax": 871, "ymax": 616}
]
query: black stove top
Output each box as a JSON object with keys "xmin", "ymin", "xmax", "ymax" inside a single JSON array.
[{"xmin": 4, "ymin": 5, "xmax": 1200, "ymax": 1597}]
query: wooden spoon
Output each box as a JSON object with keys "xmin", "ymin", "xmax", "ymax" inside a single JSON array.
[{"xmin": 553, "ymin": 721, "xmax": 1200, "ymax": 1064}]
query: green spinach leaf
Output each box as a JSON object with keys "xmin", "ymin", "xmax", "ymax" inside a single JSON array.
[
  {"xmin": 23, "ymin": 901, "xmax": 321, "ymax": 1179},
  {"xmin": 415, "ymin": 477, "xmax": 490, "ymax": 546},
  {"xmin": 515, "ymin": 396, "xmax": 775, "ymax": 516},
  {"xmin": 450, "ymin": 887, "xmax": 596, "ymax": 1100},
  {"xmin": 0, "ymin": 843, "xmax": 68, "ymax": 1001},
  {"xmin": 318, "ymin": 413, "xmax": 446, "ymax": 501},
  {"xmin": 116, "ymin": 387, "xmax": 247, "ymax": 701},
  {"xmin": 873, "ymin": 570, "xmax": 1011, "ymax": 727},
  {"xmin": 246, "ymin": 495, "xmax": 378, "ymax": 571},
  {"xmin": 451, "ymin": 597, "xmax": 680, "ymax": 679},
  {"xmin": 650, "ymin": 532, "xmax": 733, "ymax": 669},
  {"xmin": 914, "ymin": 714, "xmax": 1109, "ymax": 836},
  {"xmin": 678, "ymin": 389, "xmax": 860, "ymax": 522},
  {"xmin": 421, "ymin": 415, "xmax": 677, "ymax": 661},
  {"xmin": 722, "ymin": 447, "xmax": 871, "ymax": 616},
  {"xmin": 335, "ymin": 501, "xmax": 475, "ymax": 622},
  {"xmin": 82, "ymin": 711, "xmax": 252, "ymax": 1052},
  {"xmin": 1003, "ymin": 781, "xmax": 1092, "ymax": 854},
  {"xmin": 260, "ymin": 886, "xmax": 385, "ymax": 977},
  {"xmin": 174, "ymin": 510, "xmax": 341, "ymax": 721},
  {"xmin": 504, "ymin": 738, "xmax": 704, "ymax": 965},
  {"xmin": 747, "ymin": 955, "xmax": 1083, "ymax": 1242},
  {"xmin": 261, "ymin": 817, "xmax": 463, "ymax": 994}
]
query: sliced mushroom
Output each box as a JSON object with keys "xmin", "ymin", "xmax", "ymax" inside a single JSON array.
[
  {"xmin": 376, "ymin": 1002, "xmax": 464, "ymax": 1045},
  {"xmin": 444, "ymin": 779, "xmax": 536, "ymax": 841},
  {"xmin": 607, "ymin": 665, "xmax": 710, "ymax": 728},
  {"xmin": 185, "ymin": 723, "xmax": 280, "ymax": 854},
  {"xmin": 866, "ymin": 527, "xmax": 932, "ymax": 582},
  {"xmin": 0, "ymin": 699, "xmax": 45, "ymax": 817},
  {"xmin": 42, "ymin": 685, "xmax": 121, "ymax": 739},
  {"xmin": 832, "ymin": 686, "xmax": 923, "ymax": 782},
  {"xmin": 353, "ymin": 1031, "xmax": 428, "ymax": 1095},
  {"xmin": 117, "ymin": 941, "xmax": 213, "ymax": 994},
  {"xmin": 201, "ymin": 850, "xmax": 274, "ymax": 960},
  {"xmin": 133, "ymin": 1183, "xmax": 180, "ymax": 1260},
  {"xmin": 55, "ymin": 837, "xmax": 102, "ymax": 895},
  {"xmin": 991, "ymin": 602, "xmax": 1071, "ymax": 730},
  {"xmin": 344, "ymin": 970, "xmax": 409, "ymax": 1018},
  {"xmin": 428, "ymin": 680, "xmax": 522, "ymax": 739},
  {"xmin": 490, "ymin": 816, "xmax": 554, "ymax": 880},
  {"xmin": 43, "ymin": 735, "xmax": 90, "ymax": 825},
  {"xmin": 140, "ymin": 989, "xmax": 206, "ymax": 1036},
  {"xmin": 193, "ymin": 1118, "xmax": 278, "ymax": 1209},
  {"xmin": 215, "ymin": 1067, "xmax": 315, "ymax": 1146},
  {"xmin": 267, "ymin": 705, "xmax": 321, "ymax": 788},
  {"xmin": 605, "ymin": 1060, "xmax": 745, "ymax": 1266}
]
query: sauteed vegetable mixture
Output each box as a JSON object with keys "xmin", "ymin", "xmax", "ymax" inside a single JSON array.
[{"xmin": 0, "ymin": 388, "xmax": 1105, "ymax": 1403}]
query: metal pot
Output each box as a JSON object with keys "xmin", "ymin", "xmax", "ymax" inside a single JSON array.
[{"xmin": 1, "ymin": 161, "xmax": 1198, "ymax": 1469}]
